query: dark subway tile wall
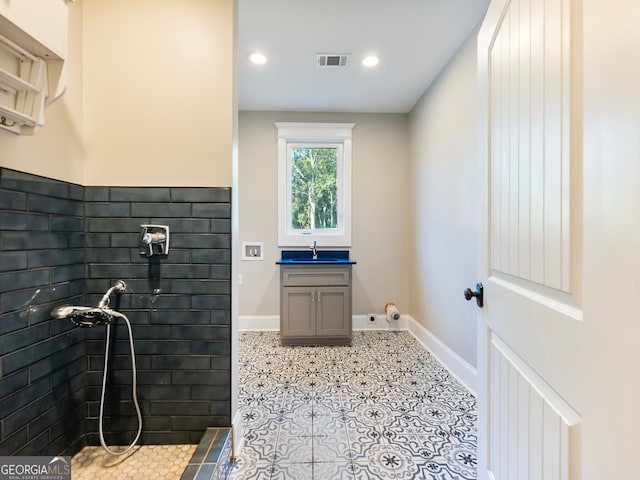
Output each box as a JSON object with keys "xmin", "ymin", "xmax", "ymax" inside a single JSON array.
[
  {"xmin": 0, "ymin": 168, "xmax": 232, "ymax": 455},
  {"xmin": 84, "ymin": 186, "xmax": 231, "ymax": 446},
  {"xmin": 0, "ymin": 168, "xmax": 86, "ymax": 457}
]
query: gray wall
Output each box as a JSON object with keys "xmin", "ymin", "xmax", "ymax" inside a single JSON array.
[
  {"xmin": 407, "ymin": 30, "xmax": 479, "ymax": 368},
  {"xmin": 238, "ymin": 112, "xmax": 411, "ymax": 319}
]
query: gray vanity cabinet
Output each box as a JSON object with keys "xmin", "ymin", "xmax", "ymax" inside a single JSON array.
[{"xmin": 280, "ymin": 265, "xmax": 352, "ymax": 345}]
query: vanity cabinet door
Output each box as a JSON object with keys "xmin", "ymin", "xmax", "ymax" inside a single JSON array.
[
  {"xmin": 316, "ymin": 286, "xmax": 350, "ymax": 337},
  {"xmin": 281, "ymin": 286, "xmax": 316, "ymax": 338}
]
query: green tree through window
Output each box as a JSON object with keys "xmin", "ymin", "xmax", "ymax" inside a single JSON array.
[
  {"xmin": 290, "ymin": 146, "xmax": 338, "ymax": 230},
  {"xmin": 277, "ymin": 122, "xmax": 353, "ymax": 246}
]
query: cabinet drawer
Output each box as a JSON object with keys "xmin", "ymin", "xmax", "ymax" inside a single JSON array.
[{"xmin": 281, "ymin": 266, "xmax": 351, "ymax": 286}]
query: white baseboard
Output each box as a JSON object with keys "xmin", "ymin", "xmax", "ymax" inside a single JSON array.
[
  {"xmin": 238, "ymin": 315, "xmax": 279, "ymax": 331},
  {"xmin": 406, "ymin": 316, "xmax": 477, "ymax": 395},
  {"xmin": 238, "ymin": 314, "xmax": 407, "ymax": 331},
  {"xmin": 237, "ymin": 314, "xmax": 477, "ymax": 395},
  {"xmin": 238, "ymin": 314, "xmax": 408, "ymax": 331},
  {"xmin": 352, "ymin": 313, "xmax": 408, "ymax": 330}
]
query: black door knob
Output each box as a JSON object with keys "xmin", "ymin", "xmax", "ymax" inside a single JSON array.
[{"xmin": 464, "ymin": 283, "xmax": 484, "ymax": 308}]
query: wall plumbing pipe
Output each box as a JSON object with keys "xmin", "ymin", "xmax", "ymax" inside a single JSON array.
[{"xmin": 385, "ymin": 301, "xmax": 400, "ymax": 322}]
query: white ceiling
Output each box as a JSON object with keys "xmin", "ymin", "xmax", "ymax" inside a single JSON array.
[{"xmin": 237, "ymin": 0, "xmax": 490, "ymax": 113}]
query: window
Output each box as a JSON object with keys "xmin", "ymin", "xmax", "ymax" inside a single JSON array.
[{"xmin": 276, "ymin": 122, "xmax": 354, "ymax": 247}]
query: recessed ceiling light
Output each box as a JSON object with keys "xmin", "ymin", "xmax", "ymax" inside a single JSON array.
[
  {"xmin": 248, "ymin": 52, "xmax": 267, "ymax": 65},
  {"xmin": 362, "ymin": 56, "xmax": 379, "ymax": 68}
]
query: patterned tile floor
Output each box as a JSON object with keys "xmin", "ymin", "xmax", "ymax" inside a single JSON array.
[
  {"xmin": 229, "ymin": 331, "xmax": 477, "ymax": 480},
  {"xmin": 72, "ymin": 444, "xmax": 196, "ymax": 480}
]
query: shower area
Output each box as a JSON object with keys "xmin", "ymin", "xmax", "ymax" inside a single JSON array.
[{"xmin": 0, "ymin": 168, "xmax": 232, "ymax": 468}]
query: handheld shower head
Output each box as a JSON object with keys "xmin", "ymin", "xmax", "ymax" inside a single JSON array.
[
  {"xmin": 51, "ymin": 280, "xmax": 127, "ymax": 327},
  {"xmin": 51, "ymin": 305, "xmax": 91, "ymax": 319},
  {"xmin": 50, "ymin": 305, "xmax": 116, "ymax": 327}
]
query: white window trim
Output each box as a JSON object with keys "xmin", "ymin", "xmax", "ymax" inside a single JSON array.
[{"xmin": 276, "ymin": 122, "xmax": 354, "ymax": 247}]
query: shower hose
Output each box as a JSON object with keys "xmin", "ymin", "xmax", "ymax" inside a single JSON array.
[{"xmin": 99, "ymin": 312, "xmax": 143, "ymax": 456}]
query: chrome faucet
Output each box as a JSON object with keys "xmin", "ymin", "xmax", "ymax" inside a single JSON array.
[{"xmin": 310, "ymin": 240, "xmax": 318, "ymax": 260}]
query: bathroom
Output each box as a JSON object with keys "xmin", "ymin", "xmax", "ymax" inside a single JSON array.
[
  {"xmin": 2, "ymin": 0, "xmax": 639, "ymax": 479},
  {"xmin": 0, "ymin": 0, "xmax": 476, "ymax": 473},
  {"xmin": 0, "ymin": 0, "xmax": 640, "ymax": 478}
]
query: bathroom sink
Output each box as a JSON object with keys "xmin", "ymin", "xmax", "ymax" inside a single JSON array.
[
  {"xmin": 289, "ymin": 257, "xmax": 340, "ymax": 263},
  {"xmin": 276, "ymin": 250, "xmax": 356, "ymax": 265}
]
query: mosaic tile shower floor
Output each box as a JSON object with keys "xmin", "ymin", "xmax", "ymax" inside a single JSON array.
[
  {"xmin": 72, "ymin": 444, "xmax": 196, "ymax": 480},
  {"xmin": 229, "ymin": 331, "xmax": 477, "ymax": 480}
]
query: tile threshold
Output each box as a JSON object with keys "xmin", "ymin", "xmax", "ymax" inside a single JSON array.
[{"xmin": 181, "ymin": 427, "xmax": 233, "ymax": 480}]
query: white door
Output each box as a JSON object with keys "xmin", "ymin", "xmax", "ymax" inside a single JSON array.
[{"xmin": 476, "ymin": 0, "xmax": 583, "ymax": 478}]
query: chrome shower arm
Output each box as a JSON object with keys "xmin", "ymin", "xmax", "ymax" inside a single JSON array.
[{"xmin": 98, "ymin": 280, "xmax": 126, "ymax": 308}]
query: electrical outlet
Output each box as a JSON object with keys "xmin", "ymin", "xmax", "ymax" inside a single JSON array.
[{"xmin": 368, "ymin": 314, "xmax": 376, "ymax": 323}]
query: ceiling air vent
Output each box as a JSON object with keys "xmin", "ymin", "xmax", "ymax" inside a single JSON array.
[{"xmin": 316, "ymin": 53, "xmax": 349, "ymax": 68}]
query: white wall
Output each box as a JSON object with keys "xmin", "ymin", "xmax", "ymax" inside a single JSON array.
[
  {"xmin": 0, "ymin": 0, "xmax": 234, "ymax": 188},
  {"xmin": 238, "ymin": 111, "xmax": 410, "ymax": 319},
  {"xmin": 0, "ymin": 1, "xmax": 84, "ymax": 184},
  {"xmin": 81, "ymin": 0, "xmax": 233, "ymax": 187},
  {"xmin": 407, "ymin": 31, "xmax": 478, "ymax": 368}
]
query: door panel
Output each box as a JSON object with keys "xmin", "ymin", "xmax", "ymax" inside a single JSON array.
[
  {"xmin": 478, "ymin": 0, "xmax": 583, "ymax": 478},
  {"xmin": 316, "ymin": 286, "xmax": 350, "ymax": 336},
  {"xmin": 489, "ymin": 0, "xmax": 571, "ymax": 292},
  {"xmin": 490, "ymin": 336, "xmax": 578, "ymax": 480},
  {"xmin": 281, "ymin": 286, "xmax": 315, "ymax": 337}
]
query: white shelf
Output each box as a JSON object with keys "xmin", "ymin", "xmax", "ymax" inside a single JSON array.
[
  {"xmin": 0, "ymin": 34, "xmax": 47, "ymax": 134},
  {"xmin": 0, "ymin": 1, "xmax": 70, "ymax": 134},
  {"xmin": 0, "ymin": 68, "xmax": 41, "ymax": 95}
]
